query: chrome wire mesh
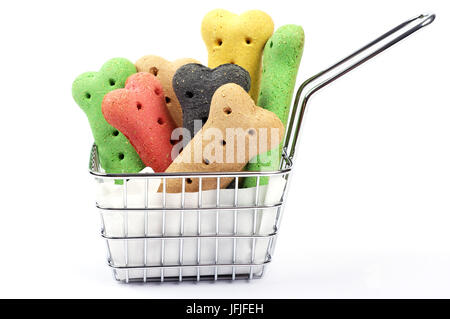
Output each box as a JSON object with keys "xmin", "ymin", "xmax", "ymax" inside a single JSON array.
[{"xmin": 90, "ymin": 145, "xmax": 292, "ymax": 283}]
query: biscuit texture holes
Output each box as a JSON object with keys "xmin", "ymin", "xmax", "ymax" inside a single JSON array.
[
  {"xmin": 149, "ymin": 67, "xmax": 159, "ymax": 76},
  {"xmin": 154, "ymin": 87, "xmax": 162, "ymax": 95},
  {"xmin": 112, "ymin": 130, "xmax": 119, "ymax": 136},
  {"xmin": 165, "ymin": 96, "xmax": 171, "ymax": 104},
  {"xmin": 185, "ymin": 91, "xmax": 194, "ymax": 98},
  {"xmin": 186, "ymin": 178, "xmax": 193, "ymax": 184},
  {"xmin": 216, "ymin": 39, "xmax": 223, "ymax": 46},
  {"xmin": 203, "ymin": 158, "xmax": 210, "ymax": 165},
  {"xmin": 118, "ymin": 153, "xmax": 125, "ymax": 160},
  {"xmin": 85, "ymin": 92, "xmax": 91, "ymax": 99},
  {"xmin": 109, "ymin": 79, "xmax": 116, "ymax": 86},
  {"xmin": 223, "ymin": 106, "xmax": 232, "ymax": 115},
  {"xmin": 245, "ymin": 37, "xmax": 252, "ymax": 45},
  {"xmin": 248, "ymin": 129, "xmax": 256, "ymax": 136},
  {"xmin": 137, "ymin": 102, "xmax": 143, "ymax": 110},
  {"xmin": 269, "ymin": 41, "xmax": 273, "ymax": 48},
  {"xmin": 157, "ymin": 117, "xmax": 164, "ymax": 125}
]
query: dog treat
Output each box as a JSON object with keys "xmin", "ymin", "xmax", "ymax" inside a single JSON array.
[
  {"xmin": 244, "ymin": 24, "xmax": 305, "ymax": 188},
  {"xmin": 72, "ymin": 58, "xmax": 144, "ymax": 175},
  {"xmin": 201, "ymin": 9, "xmax": 274, "ymax": 102},
  {"xmin": 102, "ymin": 72, "xmax": 177, "ymax": 172},
  {"xmin": 173, "ymin": 63, "xmax": 251, "ymax": 139},
  {"xmin": 162, "ymin": 83, "xmax": 284, "ymax": 193},
  {"xmin": 135, "ymin": 55, "xmax": 199, "ymax": 128}
]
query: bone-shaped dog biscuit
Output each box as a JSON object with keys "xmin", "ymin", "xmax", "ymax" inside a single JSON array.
[
  {"xmin": 173, "ymin": 63, "xmax": 250, "ymax": 139},
  {"xmin": 135, "ymin": 55, "xmax": 199, "ymax": 128},
  {"xmin": 162, "ymin": 83, "xmax": 284, "ymax": 193},
  {"xmin": 244, "ymin": 24, "xmax": 305, "ymax": 188},
  {"xmin": 201, "ymin": 9, "xmax": 274, "ymax": 102},
  {"xmin": 72, "ymin": 58, "xmax": 144, "ymax": 175},
  {"xmin": 102, "ymin": 73, "xmax": 177, "ymax": 172}
]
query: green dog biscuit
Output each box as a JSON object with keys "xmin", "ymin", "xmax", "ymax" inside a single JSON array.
[
  {"xmin": 72, "ymin": 58, "xmax": 144, "ymax": 176},
  {"xmin": 243, "ymin": 25, "xmax": 305, "ymax": 188}
]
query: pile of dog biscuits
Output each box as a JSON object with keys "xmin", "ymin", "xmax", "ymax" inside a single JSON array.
[{"xmin": 72, "ymin": 9, "xmax": 305, "ymax": 192}]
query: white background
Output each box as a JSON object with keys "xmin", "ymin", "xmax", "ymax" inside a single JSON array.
[{"xmin": 0, "ymin": 0, "xmax": 448, "ymax": 298}]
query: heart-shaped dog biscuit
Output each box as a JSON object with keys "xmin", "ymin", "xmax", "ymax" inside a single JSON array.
[
  {"xmin": 72, "ymin": 58, "xmax": 144, "ymax": 175},
  {"xmin": 173, "ymin": 63, "xmax": 250, "ymax": 139},
  {"xmin": 162, "ymin": 83, "xmax": 284, "ymax": 193},
  {"xmin": 135, "ymin": 55, "xmax": 199, "ymax": 128},
  {"xmin": 201, "ymin": 9, "xmax": 274, "ymax": 102},
  {"xmin": 102, "ymin": 73, "xmax": 177, "ymax": 172}
]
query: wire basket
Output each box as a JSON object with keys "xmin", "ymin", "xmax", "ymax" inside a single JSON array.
[
  {"xmin": 87, "ymin": 14, "xmax": 434, "ymax": 283},
  {"xmin": 90, "ymin": 144, "xmax": 292, "ymax": 282}
]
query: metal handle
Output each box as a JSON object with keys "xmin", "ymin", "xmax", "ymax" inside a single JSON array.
[{"xmin": 284, "ymin": 13, "xmax": 436, "ymax": 162}]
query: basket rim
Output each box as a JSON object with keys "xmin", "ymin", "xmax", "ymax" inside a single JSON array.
[{"xmin": 89, "ymin": 144, "xmax": 293, "ymax": 179}]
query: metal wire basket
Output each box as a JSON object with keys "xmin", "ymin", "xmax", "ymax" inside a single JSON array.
[{"xmin": 88, "ymin": 13, "xmax": 434, "ymax": 283}]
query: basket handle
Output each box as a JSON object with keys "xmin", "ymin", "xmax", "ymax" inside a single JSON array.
[{"xmin": 284, "ymin": 13, "xmax": 436, "ymax": 163}]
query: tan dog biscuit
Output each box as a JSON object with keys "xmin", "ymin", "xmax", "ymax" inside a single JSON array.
[
  {"xmin": 162, "ymin": 83, "xmax": 284, "ymax": 193},
  {"xmin": 135, "ymin": 55, "xmax": 199, "ymax": 127}
]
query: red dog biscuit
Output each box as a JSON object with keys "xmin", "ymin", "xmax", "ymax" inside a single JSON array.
[{"xmin": 102, "ymin": 73, "xmax": 177, "ymax": 172}]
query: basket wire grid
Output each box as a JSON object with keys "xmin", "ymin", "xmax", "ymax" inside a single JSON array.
[
  {"xmin": 90, "ymin": 144, "xmax": 292, "ymax": 282},
  {"xmin": 88, "ymin": 13, "xmax": 434, "ymax": 283}
]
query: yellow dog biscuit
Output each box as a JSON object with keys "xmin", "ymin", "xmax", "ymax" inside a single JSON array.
[
  {"xmin": 162, "ymin": 83, "xmax": 284, "ymax": 193},
  {"xmin": 135, "ymin": 55, "xmax": 199, "ymax": 127},
  {"xmin": 201, "ymin": 9, "xmax": 274, "ymax": 102}
]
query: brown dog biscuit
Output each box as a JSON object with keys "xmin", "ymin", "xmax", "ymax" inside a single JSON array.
[
  {"xmin": 135, "ymin": 55, "xmax": 199, "ymax": 127},
  {"xmin": 162, "ymin": 83, "xmax": 284, "ymax": 193}
]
